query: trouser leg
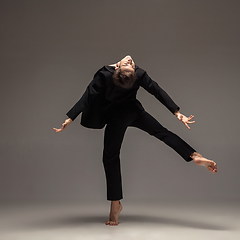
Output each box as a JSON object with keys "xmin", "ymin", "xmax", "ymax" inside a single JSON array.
[
  {"xmin": 130, "ymin": 111, "xmax": 196, "ymax": 162},
  {"xmin": 102, "ymin": 101, "xmax": 144, "ymax": 201},
  {"xmin": 103, "ymin": 122, "xmax": 127, "ymax": 201}
]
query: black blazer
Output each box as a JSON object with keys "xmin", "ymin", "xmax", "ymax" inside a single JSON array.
[{"xmin": 66, "ymin": 65, "xmax": 179, "ymax": 129}]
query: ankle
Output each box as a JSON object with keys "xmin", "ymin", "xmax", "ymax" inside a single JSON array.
[
  {"xmin": 190, "ymin": 152, "xmax": 203, "ymax": 165},
  {"xmin": 190, "ymin": 152, "xmax": 202, "ymax": 159}
]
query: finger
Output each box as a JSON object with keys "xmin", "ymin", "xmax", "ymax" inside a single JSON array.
[
  {"xmin": 188, "ymin": 115, "xmax": 194, "ymax": 120},
  {"xmin": 53, "ymin": 128, "xmax": 61, "ymax": 132},
  {"xmin": 187, "ymin": 121, "xmax": 195, "ymax": 124},
  {"xmin": 184, "ymin": 123, "xmax": 190, "ymax": 129}
]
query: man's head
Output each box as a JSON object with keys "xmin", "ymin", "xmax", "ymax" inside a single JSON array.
[
  {"xmin": 113, "ymin": 55, "xmax": 136, "ymax": 89},
  {"xmin": 115, "ymin": 55, "xmax": 135, "ymax": 73}
]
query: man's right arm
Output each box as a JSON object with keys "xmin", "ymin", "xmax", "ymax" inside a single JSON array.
[
  {"xmin": 53, "ymin": 71, "xmax": 105, "ymax": 133},
  {"xmin": 66, "ymin": 72, "xmax": 105, "ymax": 121}
]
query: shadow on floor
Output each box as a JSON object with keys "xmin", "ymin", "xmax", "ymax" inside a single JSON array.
[{"xmin": 19, "ymin": 214, "xmax": 229, "ymax": 231}]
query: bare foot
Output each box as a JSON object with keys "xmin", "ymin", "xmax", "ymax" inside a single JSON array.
[
  {"xmin": 191, "ymin": 152, "xmax": 217, "ymax": 173},
  {"xmin": 105, "ymin": 200, "xmax": 123, "ymax": 226}
]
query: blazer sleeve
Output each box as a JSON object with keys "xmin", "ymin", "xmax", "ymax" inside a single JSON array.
[
  {"xmin": 66, "ymin": 72, "xmax": 105, "ymax": 121},
  {"xmin": 140, "ymin": 71, "xmax": 180, "ymax": 114}
]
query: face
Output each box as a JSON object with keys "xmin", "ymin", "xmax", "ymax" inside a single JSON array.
[{"xmin": 116, "ymin": 55, "xmax": 135, "ymax": 73}]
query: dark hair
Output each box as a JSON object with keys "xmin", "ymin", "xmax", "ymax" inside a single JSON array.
[{"xmin": 112, "ymin": 68, "xmax": 136, "ymax": 89}]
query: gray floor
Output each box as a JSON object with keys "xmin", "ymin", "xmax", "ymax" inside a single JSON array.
[{"xmin": 0, "ymin": 200, "xmax": 239, "ymax": 240}]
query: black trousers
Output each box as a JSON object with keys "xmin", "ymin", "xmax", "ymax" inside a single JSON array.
[{"xmin": 102, "ymin": 101, "xmax": 196, "ymax": 201}]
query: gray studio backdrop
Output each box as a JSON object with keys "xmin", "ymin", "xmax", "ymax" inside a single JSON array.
[{"xmin": 1, "ymin": 0, "xmax": 239, "ymax": 202}]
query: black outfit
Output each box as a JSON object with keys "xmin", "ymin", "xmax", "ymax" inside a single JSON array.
[{"xmin": 67, "ymin": 65, "xmax": 195, "ymax": 201}]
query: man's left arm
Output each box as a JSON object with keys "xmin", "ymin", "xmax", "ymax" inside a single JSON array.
[{"xmin": 140, "ymin": 71, "xmax": 195, "ymax": 129}]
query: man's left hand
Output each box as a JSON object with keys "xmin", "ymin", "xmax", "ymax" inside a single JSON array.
[{"xmin": 174, "ymin": 111, "xmax": 195, "ymax": 130}]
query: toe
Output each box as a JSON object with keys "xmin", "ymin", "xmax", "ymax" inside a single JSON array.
[{"xmin": 109, "ymin": 221, "xmax": 118, "ymax": 226}]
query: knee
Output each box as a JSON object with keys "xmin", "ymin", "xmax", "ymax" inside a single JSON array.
[
  {"xmin": 102, "ymin": 152, "xmax": 108, "ymax": 164},
  {"xmin": 151, "ymin": 127, "xmax": 172, "ymax": 140},
  {"xmin": 102, "ymin": 150, "xmax": 120, "ymax": 164}
]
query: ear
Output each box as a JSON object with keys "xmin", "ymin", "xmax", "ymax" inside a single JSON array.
[{"xmin": 115, "ymin": 61, "xmax": 120, "ymax": 70}]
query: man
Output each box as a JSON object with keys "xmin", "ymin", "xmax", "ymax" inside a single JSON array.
[{"xmin": 53, "ymin": 55, "xmax": 217, "ymax": 226}]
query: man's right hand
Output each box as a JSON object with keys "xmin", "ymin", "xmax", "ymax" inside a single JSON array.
[{"xmin": 53, "ymin": 118, "xmax": 73, "ymax": 132}]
